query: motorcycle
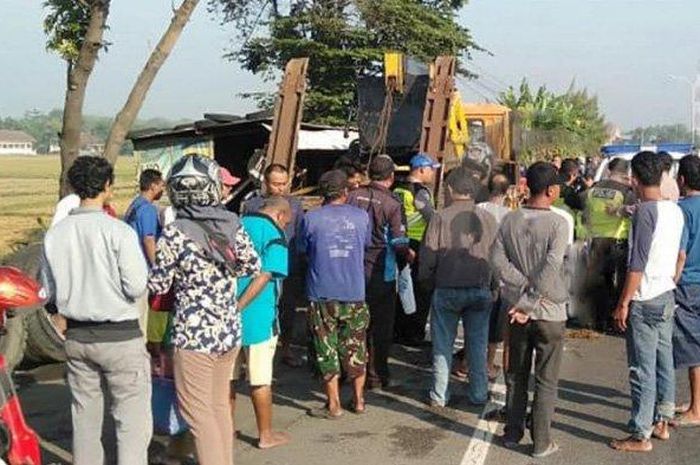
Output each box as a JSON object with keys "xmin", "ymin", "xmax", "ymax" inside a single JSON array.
[{"xmin": 0, "ymin": 267, "xmax": 43, "ymax": 465}]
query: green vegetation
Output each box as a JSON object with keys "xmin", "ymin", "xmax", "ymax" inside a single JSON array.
[
  {"xmin": 212, "ymin": 0, "xmax": 480, "ymax": 125},
  {"xmin": 43, "ymin": 0, "xmax": 101, "ymax": 62},
  {"xmin": 499, "ymin": 79, "xmax": 608, "ymax": 164},
  {"xmin": 0, "ymin": 109, "xmax": 188, "ymax": 154},
  {"xmin": 625, "ymin": 124, "xmax": 693, "ymax": 144}
]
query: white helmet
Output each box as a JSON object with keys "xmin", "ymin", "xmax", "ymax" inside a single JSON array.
[{"xmin": 166, "ymin": 154, "xmax": 222, "ymax": 208}]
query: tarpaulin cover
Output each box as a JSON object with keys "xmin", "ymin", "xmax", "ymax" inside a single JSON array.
[
  {"xmin": 261, "ymin": 124, "xmax": 358, "ymax": 151},
  {"xmin": 134, "ymin": 136, "xmax": 214, "ymax": 176}
]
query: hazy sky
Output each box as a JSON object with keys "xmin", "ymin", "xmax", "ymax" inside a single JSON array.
[{"xmin": 1, "ymin": 0, "xmax": 699, "ymax": 130}]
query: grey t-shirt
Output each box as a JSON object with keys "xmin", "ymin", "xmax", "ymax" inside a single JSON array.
[
  {"xmin": 490, "ymin": 207, "xmax": 569, "ymax": 321},
  {"xmin": 477, "ymin": 201, "xmax": 510, "ymax": 225}
]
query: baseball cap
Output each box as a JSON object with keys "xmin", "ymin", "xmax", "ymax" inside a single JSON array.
[
  {"xmin": 410, "ymin": 153, "xmax": 441, "ymax": 170},
  {"xmin": 369, "ymin": 155, "xmax": 396, "ymax": 181},
  {"xmin": 220, "ymin": 167, "xmax": 241, "ymax": 187},
  {"xmin": 319, "ymin": 170, "xmax": 348, "ymax": 198}
]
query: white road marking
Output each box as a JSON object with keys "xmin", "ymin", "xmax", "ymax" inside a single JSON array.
[
  {"xmin": 459, "ymin": 382, "xmax": 506, "ymax": 465},
  {"xmin": 40, "ymin": 439, "xmax": 73, "ymax": 462}
]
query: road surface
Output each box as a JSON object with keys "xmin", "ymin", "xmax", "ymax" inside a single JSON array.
[{"xmin": 18, "ymin": 332, "xmax": 697, "ymax": 465}]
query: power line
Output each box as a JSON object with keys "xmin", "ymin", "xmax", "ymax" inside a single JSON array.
[
  {"xmin": 467, "ymin": 61, "xmax": 512, "ymax": 90},
  {"xmin": 460, "ymin": 81, "xmax": 492, "ymax": 102}
]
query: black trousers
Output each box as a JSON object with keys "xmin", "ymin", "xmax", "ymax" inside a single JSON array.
[
  {"xmin": 395, "ymin": 239, "xmax": 433, "ymax": 343},
  {"xmin": 587, "ymin": 238, "xmax": 628, "ymax": 330},
  {"xmin": 505, "ymin": 320, "xmax": 565, "ymax": 454},
  {"xmin": 278, "ymin": 274, "xmax": 306, "ymax": 344},
  {"xmin": 366, "ymin": 276, "xmax": 397, "ymax": 384}
]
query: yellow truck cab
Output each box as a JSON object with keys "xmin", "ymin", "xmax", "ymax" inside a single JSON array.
[{"xmin": 462, "ymin": 103, "xmax": 513, "ymax": 163}]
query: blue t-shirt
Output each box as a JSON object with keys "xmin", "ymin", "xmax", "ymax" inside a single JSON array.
[
  {"xmin": 125, "ymin": 195, "xmax": 161, "ymax": 259},
  {"xmin": 680, "ymin": 195, "xmax": 700, "ymax": 284},
  {"xmin": 301, "ymin": 204, "xmax": 371, "ymax": 302},
  {"xmin": 237, "ymin": 213, "xmax": 289, "ymax": 346}
]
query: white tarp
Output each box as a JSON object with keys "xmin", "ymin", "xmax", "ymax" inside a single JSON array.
[{"xmin": 262, "ymin": 124, "xmax": 358, "ymax": 151}]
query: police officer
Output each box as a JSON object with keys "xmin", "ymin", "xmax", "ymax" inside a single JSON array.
[
  {"xmin": 393, "ymin": 153, "xmax": 440, "ymax": 346},
  {"xmin": 582, "ymin": 158, "xmax": 636, "ymax": 331}
]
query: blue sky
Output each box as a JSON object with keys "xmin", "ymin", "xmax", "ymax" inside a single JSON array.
[{"xmin": 1, "ymin": 0, "xmax": 699, "ymax": 130}]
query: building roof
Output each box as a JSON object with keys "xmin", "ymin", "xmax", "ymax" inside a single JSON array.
[
  {"xmin": 127, "ymin": 113, "xmax": 346, "ymax": 143},
  {"xmin": 0, "ymin": 129, "xmax": 36, "ymax": 143}
]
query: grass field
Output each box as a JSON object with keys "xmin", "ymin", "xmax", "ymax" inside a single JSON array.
[{"xmin": 0, "ymin": 155, "xmax": 139, "ymax": 258}]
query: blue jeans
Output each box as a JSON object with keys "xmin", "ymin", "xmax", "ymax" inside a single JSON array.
[
  {"xmin": 430, "ymin": 287, "xmax": 491, "ymax": 406},
  {"xmin": 626, "ymin": 291, "xmax": 675, "ymax": 439}
]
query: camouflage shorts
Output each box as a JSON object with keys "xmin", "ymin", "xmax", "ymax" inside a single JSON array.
[{"xmin": 308, "ymin": 301, "xmax": 370, "ymax": 380}]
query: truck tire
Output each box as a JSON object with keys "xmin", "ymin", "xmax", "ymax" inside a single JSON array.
[
  {"xmin": 0, "ymin": 312, "xmax": 28, "ymax": 372},
  {"xmin": 1, "ymin": 242, "xmax": 43, "ymax": 371},
  {"xmin": 21, "ymin": 308, "xmax": 66, "ymax": 368}
]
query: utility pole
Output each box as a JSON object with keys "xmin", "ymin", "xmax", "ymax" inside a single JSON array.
[
  {"xmin": 669, "ymin": 73, "xmax": 697, "ymax": 144},
  {"xmin": 692, "ymin": 64, "xmax": 700, "ymax": 145}
]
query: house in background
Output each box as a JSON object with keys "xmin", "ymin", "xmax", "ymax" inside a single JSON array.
[
  {"xmin": 0, "ymin": 130, "xmax": 37, "ymax": 155},
  {"xmin": 48, "ymin": 132, "xmax": 106, "ymax": 156},
  {"xmin": 80, "ymin": 132, "xmax": 105, "ymax": 156}
]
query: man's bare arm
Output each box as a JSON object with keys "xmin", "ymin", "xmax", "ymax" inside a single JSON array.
[
  {"xmin": 143, "ymin": 236, "xmax": 157, "ymax": 266},
  {"xmin": 237, "ymin": 272, "xmax": 272, "ymax": 311}
]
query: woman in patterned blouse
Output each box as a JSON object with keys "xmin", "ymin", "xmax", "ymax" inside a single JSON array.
[{"xmin": 149, "ymin": 155, "xmax": 261, "ymax": 465}]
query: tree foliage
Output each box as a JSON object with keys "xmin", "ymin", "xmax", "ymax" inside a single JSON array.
[
  {"xmin": 625, "ymin": 124, "xmax": 693, "ymax": 144},
  {"xmin": 0, "ymin": 109, "xmax": 189, "ymax": 154},
  {"xmin": 500, "ymin": 79, "xmax": 607, "ymax": 164},
  {"xmin": 210, "ymin": 0, "xmax": 479, "ymax": 125},
  {"xmin": 43, "ymin": 0, "xmax": 109, "ymax": 63}
]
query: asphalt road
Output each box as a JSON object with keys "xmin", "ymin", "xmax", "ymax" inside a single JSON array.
[{"xmin": 16, "ymin": 332, "xmax": 699, "ymax": 465}]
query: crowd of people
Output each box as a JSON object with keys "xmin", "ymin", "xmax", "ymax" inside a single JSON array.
[{"xmin": 37, "ymin": 146, "xmax": 700, "ymax": 464}]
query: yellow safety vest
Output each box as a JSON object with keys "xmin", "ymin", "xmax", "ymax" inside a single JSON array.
[
  {"xmin": 553, "ymin": 197, "xmax": 586, "ymax": 240},
  {"xmin": 583, "ymin": 186, "xmax": 630, "ymax": 240},
  {"xmin": 394, "ymin": 183, "xmax": 432, "ymax": 241}
]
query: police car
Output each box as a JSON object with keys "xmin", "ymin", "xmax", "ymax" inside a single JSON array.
[{"xmin": 594, "ymin": 143, "xmax": 696, "ymax": 182}]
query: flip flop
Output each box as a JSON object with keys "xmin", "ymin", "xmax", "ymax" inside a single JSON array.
[
  {"xmin": 307, "ymin": 407, "xmax": 343, "ymax": 420},
  {"xmin": 451, "ymin": 368, "xmax": 468, "ymax": 380}
]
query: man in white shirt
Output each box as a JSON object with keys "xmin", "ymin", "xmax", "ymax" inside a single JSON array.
[{"xmin": 50, "ymin": 192, "xmax": 80, "ymax": 227}]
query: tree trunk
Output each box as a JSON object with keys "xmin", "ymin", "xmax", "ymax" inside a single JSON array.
[
  {"xmin": 58, "ymin": 0, "xmax": 111, "ymax": 198},
  {"xmin": 103, "ymin": 0, "xmax": 200, "ymax": 164}
]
